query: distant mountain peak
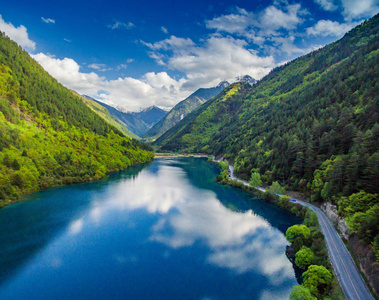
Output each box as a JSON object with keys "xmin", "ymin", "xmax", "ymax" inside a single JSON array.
[
  {"xmin": 217, "ymin": 81, "xmax": 230, "ymax": 88},
  {"xmin": 236, "ymin": 75, "xmax": 256, "ymax": 86},
  {"xmin": 139, "ymin": 105, "xmax": 161, "ymax": 113}
]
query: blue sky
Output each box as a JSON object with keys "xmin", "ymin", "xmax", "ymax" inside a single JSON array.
[{"xmin": 1, "ymin": 0, "xmax": 378, "ymax": 111}]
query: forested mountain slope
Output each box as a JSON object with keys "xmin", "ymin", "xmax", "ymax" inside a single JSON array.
[
  {"xmin": 154, "ymin": 82, "xmax": 250, "ymax": 149},
  {"xmin": 145, "ymin": 82, "xmax": 229, "ymax": 139},
  {"xmin": 83, "ymin": 96, "xmax": 152, "ymax": 137},
  {"xmin": 0, "ymin": 33, "xmax": 154, "ymax": 207},
  {"xmin": 74, "ymin": 92, "xmax": 139, "ymax": 139},
  {"xmin": 157, "ymin": 15, "xmax": 379, "ymax": 259}
]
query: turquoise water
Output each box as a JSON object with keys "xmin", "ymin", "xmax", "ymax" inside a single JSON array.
[{"xmin": 0, "ymin": 157, "xmax": 301, "ymax": 299}]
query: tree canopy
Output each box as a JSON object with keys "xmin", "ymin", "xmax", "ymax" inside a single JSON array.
[
  {"xmin": 0, "ymin": 32, "xmax": 154, "ymax": 207},
  {"xmin": 295, "ymin": 247, "xmax": 315, "ymax": 269},
  {"xmin": 286, "ymin": 225, "xmax": 311, "ymax": 243},
  {"xmin": 303, "ymin": 265, "xmax": 332, "ymax": 296},
  {"xmin": 290, "ymin": 285, "xmax": 316, "ymax": 300},
  {"xmin": 155, "ymin": 13, "xmax": 379, "ymax": 259}
]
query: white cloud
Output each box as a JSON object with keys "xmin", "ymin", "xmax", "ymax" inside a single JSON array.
[
  {"xmin": 341, "ymin": 0, "xmax": 379, "ymax": 20},
  {"xmin": 260, "ymin": 4, "xmax": 306, "ymax": 32},
  {"xmin": 116, "ymin": 64, "xmax": 127, "ymax": 71},
  {"xmin": 107, "ymin": 20, "xmax": 135, "ymax": 30},
  {"xmin": 306, "ymin": 20, "xmax": 359, "ymax": 37},
  {"xmin": 146, "ymin": 35, "xmax": 275, "ymax": 90},
  {"xmin": 206, "ymin": 3, "xmax": 306, "ymax": 37},
  {"xmin": 204, "ymin": 4, "xmax": 311, "ymax": 60},
  {"xmin": 32, "ymin": 53, "xmax": 189, "ymax": 111},
  {"xmin": 88, "ymin": 63, "xmax": 106, "ymax": 70},
  {"xmin": 269, "ymin": 36, "xmax": 311, "ymax": 55},
  {"xmin": 143, "ymin": 35, "xmax": 195, "ymax": 51},
  {"xmin": 63, "ymin": 38, "xmax": 71, "ymax": 43},
  {"xmin": 41, "ymin": 17, "xmax": 55, "ymax": 24},
  {"xmin": 88, "ymin": 63, "xmax": 112, "ymax": 72},
  {"xmin": 32, "ymin": 53, "xmax": 102, "ymax": 91},
  {"xmin": 161, "ymin": 26, "xmax": 168, "ymax": 34},
  {"xmin": 0, "ymin": 15, "xmax": 36, "ymax": 50},
  {"xmin": 314, "ymin": 0, "xmax": 338, "ymax": 11},
  {"xmin": 206, "ymin": 10, "xmax": 252, "ymax": 34}
]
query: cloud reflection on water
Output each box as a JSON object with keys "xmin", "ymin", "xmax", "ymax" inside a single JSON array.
[{"xmin": 88, "ymin": 159, "xmax": 294, "ymax": 287}]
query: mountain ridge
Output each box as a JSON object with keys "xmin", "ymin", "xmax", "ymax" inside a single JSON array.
[
  {"xmin": 155, "ymin": 14, "xmax": 379, "ymax": 297},
  {"xmin": 0, "ymin": 32, "xmax": 154, "ymax": 207},
  {"xmin": 145, "ymin": 81, "xmax": 231, "ymax": 139},
  {"xmin": 83, "ymin": 96, "xmax": 167, "ymax": 137}
]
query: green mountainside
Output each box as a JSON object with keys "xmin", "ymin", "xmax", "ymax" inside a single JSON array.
[
  {"xmin": 83, "ymin": 96, "xmax": 167, "ymax": 137},
  {"xmin": 157, "ymin": 15, "xmax": 379, "ymax": 257},
  {"xmin": 155, "ymin": 82, "xmax": 249, "ymax": 149},
  {"xmin": 0, "ymin": 33, "xmax": 154, "ymax": 207},
  {"xmin": 145, "ymin": 82, "xmax": 229, "ymax": 140},
  {"xmin": 75, "ymin": 92, "xmax": 139, "ymax": 139}
]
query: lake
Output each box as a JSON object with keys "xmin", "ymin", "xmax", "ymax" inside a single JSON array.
[{"xmin": 0, "ymin": 157, "xmax": 301, "ymax": 299}]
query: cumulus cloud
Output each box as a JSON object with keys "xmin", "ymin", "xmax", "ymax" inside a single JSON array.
[
  {"xmin": 41, "ymin": 17, "xmax": 55, "ymax": 24},
  {"xmin": 161, "ymin": 26, "xmax": 168, "ymax": 34},
  {"xmin": 206, "ymin": 8, "xmax": 252, "ymax": 34},
  {"xmin": 206, "ymin": 3, "xmax": 306, "ymax": 37},
  {"xmin": 341, "ymin": 0, "xmax": 379, "ymax": 20},
  {"xmin": 260, "ymin": 3, "xmax": 306, "ymax": 32},
  {"xmin": 314, "ymin": 0, "xmax": 338, "ymax": 11},
  {"xmin": 142, "ymin": 35, "xmax": 195, "ymax": 51},
  {"xmin": 32, "ymin": 53, "xmax": 189, "ymax": 111},
  {"xmin": 269, "ymin": 36, "xmax": 312, "ymax": 55},
  {"xmin": 0, "ymin": 15, "xmax": 36, "ymax": 50},
  {"xmin": 204, "ymin": 3, "xmax": 311, "ymax": 61},
  {"xmin": 306, "ymin": 20, "xmax": 359, "ymax": 37},
  {"xmin": 144, "ymin": 35, "xmax": 275, "ymax": 90},
  {"xmin": 107, "ymin": 20, "xmax": 135, "ymax": 30}
]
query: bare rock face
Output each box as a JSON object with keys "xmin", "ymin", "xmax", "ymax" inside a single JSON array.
[
  {"xmin": 322, "ymin": 202, "xmax": 350, "ymax": 240},
  {"xmin": 348, "ymin": 235, "xmax": 379, "ymax": 298}
]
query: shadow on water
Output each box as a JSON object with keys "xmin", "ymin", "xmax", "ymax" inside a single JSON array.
[{"xmin": 0, "ymin": 162, "xmax": 149, "ymax": 285}]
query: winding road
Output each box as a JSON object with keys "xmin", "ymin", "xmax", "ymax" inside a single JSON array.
[{"xmin": 227, "ymin": 164, "xmax": 374, "ymax": 300}]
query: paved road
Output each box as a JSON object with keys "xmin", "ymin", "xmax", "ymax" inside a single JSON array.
[
  {"xmin": 295, "ymin": 200, "xmax": 374, "ymax": 300},
  {"xmin": 227, "ymin": 164, "xmax": 374, "ymax": 300}
]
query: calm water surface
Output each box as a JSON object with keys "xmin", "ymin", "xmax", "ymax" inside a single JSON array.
[{"xmin": 0, "ymin": 157, "xmax": 301, "ymax": 299}]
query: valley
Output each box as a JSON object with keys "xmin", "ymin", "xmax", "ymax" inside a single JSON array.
[{"xmin": 0, "ymin": 2, "xmax": 378, "ymax": 300}]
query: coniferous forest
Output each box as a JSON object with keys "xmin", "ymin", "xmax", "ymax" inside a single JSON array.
[
  {"xmin": 156, "ymin": 15, "xmax": 379, "ymax": 259},
  {"xmin": 0, "ymin": 33, "xmax": 154, "ymax": 207}
]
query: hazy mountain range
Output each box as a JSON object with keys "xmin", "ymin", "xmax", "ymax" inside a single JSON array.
[{"xmin": 83, "ymin": 96, "xmax": 168, "ymax": 137}]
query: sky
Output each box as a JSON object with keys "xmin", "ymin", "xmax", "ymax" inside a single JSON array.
[{"xmin": 0, "ymin": 0, "xmax": 378, "ymax": 111}]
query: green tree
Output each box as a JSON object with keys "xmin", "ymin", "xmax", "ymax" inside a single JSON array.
[
  {"xmin": 267, "ymin": 181, "xmax": 285, "ymax": 195},
  {"xmin": 286, "ymin": 225, "xmax": 311, "ymax": 243},
  {"xmin": 295, "ymin": 247, "xmax": 314, "ymax": 268},
  {"xmin": 290, "ymin": 285, "xmax": 316, "ymax": 300},
  {"xmin": 303, "ymin": 265, "xmax": 332, "ymax": 296},
  {"xmin": 249, "ymin": 172, "xmax": 262, "ymax": 188},
  {"xmin": 11, "ymin": 158, "xmax": 21, "ymax": 170}
]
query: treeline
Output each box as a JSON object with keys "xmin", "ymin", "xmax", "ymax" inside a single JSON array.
[
  {"xmin": 0, "ymin": 34, "xmax": 117, "ymax": 136},
  {"xmin": 0, "ymin": 33, "xmax": 154, "ymax": 207},
  {"xmin": 217, "ymin": 170, "xmax": 344, "ymax": 299},
  {"xmin": 157, "ymin": 15, "xmax": 379, "ymax": 260}
]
